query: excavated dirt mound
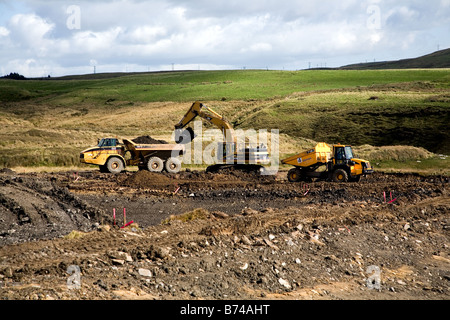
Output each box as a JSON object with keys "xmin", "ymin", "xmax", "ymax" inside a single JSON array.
[
  {"xmin": 122, "ymin": 170, "xmax": 175, "ymax": 188},
  {"xmin": 132, "ymin": 136, "xmax": 168, "ymax": 144},
  {"xmin": 0, "ymin": 169, "xmax": 448, "ymax": 302}
]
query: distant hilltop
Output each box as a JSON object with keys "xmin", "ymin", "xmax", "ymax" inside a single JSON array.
[{"xmin": 340, "ymin": 48, "xmax": 450, "ymax": 70}]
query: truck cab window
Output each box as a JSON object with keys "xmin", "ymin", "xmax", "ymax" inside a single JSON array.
[
  {"xmin": 335, "ymin": 147, "xmax": 345, "ymax": 160},
  {"xmin": 97, "ymin": 139, "xmax": 106, "ymax": 147},
  {"xmin": 345, "ymin": 146, "xmax": 354, "ymax": 160},
  {"xmin": 98, "ymin": 139, "xmax": 117, "ymax": 147}
]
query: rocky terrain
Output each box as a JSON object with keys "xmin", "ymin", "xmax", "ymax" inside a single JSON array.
[{"xmin": 0, "ymin": 168, "xmax": 448, "ymax": 302}]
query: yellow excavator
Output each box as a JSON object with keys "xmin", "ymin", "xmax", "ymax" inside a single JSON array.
[
  {"xmin": 175, "ymin": 101, "xmax": 270, "ymax": 173},
  {"xmin": 282, "ymin": 142, "xmax": 373, "ymax": 182}
]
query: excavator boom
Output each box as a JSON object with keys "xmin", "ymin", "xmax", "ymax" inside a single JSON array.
[{"xmin": 175, "ymin": 101, "xmax": 235, "ymax": 144}]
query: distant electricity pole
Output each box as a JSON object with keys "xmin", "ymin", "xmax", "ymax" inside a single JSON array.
[{"xmin": 93, "ymin": 66, "xmax": 96, "ymax": 74}]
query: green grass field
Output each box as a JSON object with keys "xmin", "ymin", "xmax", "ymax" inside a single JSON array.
[
  {"xmin": 0, "ymin": 69, "xmax": 449, "ymax": 174},
  {"xmin": 1, "ymin": 69, "xmax": 449, "ymax": 103}
]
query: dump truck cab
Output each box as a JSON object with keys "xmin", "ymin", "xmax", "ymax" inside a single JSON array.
[
  {"xmin": 80, "ymin": 137, "xmax": 126, "ymax": 173},
  {"xmin": 333, "ymin": 145, "xmax": 353, "ymax": 165},
  {"xmin": 329, "ymin": 144, "xmax": 373, "ymax": 182},
  {"xmin": 80, "ymin": 137, "xmax": 125, "ymax": 165}
]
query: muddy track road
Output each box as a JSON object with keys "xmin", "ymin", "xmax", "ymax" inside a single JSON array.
[{"xmin": 0, "ymin": 168, "xmax": 448, "ymax": 300}]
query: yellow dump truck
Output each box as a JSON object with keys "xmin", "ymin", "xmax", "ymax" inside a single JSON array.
[
  {"xmin": 80, "ymin": 137, "xmax": 184, "ymax": 174},
  {"xmin": 282, "ymin": 142, "xmax": 373, "ymax": 182}
]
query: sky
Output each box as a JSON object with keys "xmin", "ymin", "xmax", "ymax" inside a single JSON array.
[{"xmin": 0, "ymin": 0, "xmax": 449, "ymax": 77}]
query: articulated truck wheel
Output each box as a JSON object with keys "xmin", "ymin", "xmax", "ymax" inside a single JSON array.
[
  {"xmin": 147, "ymin": 157, "xmax": 164, "ymax": 172},
  {"xmin": 332, "ymin": 169, "xmax": 348, "ymax": 183},
  {"xmin": 106, "ymin": 157, "xmax": 124, "ymax": 174},
  {"xmin": 165, "ymin": 157, "xmax": 182, "ymax": 174},
  {"xmin": 287, "ymin": 168, "xmax": 302, "ymax": 182}
]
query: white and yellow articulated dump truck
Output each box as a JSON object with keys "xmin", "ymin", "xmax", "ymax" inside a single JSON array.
[
  {"xmin": 282, "ymin": 142, "xmax": 373, "ymax": 183},
  {"xmin": 80, "ymin": 137, "xmax": 184, "ymax": 174}
]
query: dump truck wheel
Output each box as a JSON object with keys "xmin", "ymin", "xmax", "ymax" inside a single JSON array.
[
  {"xmin": 287, "ymin": 168, "xmax": 302, "ymax": 182},
  {"xmin": 106, "ymin": 157, "xmax": 124, "ymax": 174},
  {"xmin": 165, "ymin": 158, "xmax": 182, "ymax": 174},
  {"xmin": 332, "ymin": 169, "xmax": 348, "ymax": 182},
  {"xmin": 147, "ymin": 157, "xmax": 164, "ymax": 172}
]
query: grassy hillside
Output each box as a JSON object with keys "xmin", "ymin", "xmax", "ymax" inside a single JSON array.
[
  {"xmin": 238, "ymin": 84, "xmax": 450, "ymax": 154},
  {"xmin": 340, "ymin": 48, "xmax": 450, "ymax": 70},
  {"xmin": 0, "ymin": 69, "xmax": 449, "ymax": 173},
  {"xmin": 2, "ymin": 69, "xmax": 449, "ymax": 103}
]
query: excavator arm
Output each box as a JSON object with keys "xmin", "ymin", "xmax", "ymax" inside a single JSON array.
[{"xmin": 175, "ymin": 101, "xmax": 236, "ymax": 144}]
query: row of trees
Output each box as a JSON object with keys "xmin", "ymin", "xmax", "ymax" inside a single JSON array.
[{"xmin": 1, "ymin": 72, "xmax": 27, "ymax": 80}]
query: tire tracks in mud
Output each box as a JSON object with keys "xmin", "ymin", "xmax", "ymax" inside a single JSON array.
[{"xmin": 0, "ymin": 173, "xmax": 107, "ymax": 245}]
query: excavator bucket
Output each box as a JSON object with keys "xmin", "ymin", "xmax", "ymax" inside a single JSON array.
[{"xmin": 175, "ymin": 127, "xmax": 196, "ymax": 144}]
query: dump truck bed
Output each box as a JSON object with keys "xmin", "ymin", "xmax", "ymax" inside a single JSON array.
[
  {"xmin": 281, "ymin": 142, "xmax": 331, "ymax": 168},
  {"xmin": 123, "ymin": 139, "xmax": 185, "ymax": 167},
  {"xmin": 122, "ymin": 139, "xmax": 185, "ymax": 167},
  {"xmin": 123, "ymin": 139, "xmax": 184, "ymax": 153}
]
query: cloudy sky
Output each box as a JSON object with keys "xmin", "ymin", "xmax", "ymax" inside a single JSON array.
[{"xmin": 0, "ymin": 0, "xmax": 449, "ymax": 77}]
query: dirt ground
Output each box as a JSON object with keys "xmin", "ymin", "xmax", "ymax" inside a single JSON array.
[{"xmin": 0, "ymin": 167, "xmax": 448, "ymax": 301}]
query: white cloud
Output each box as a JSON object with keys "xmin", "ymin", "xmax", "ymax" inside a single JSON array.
[
  {"xmin": 0, "ymin": 26, "xmax": 9, "ymax": 37},
  {"xmin": 71, "ymin": 27, "xmax": 124, "ymax": 54},
  {"xmin": 127, "ymin": 26, "xmax": 167, "ymax": 44},
  {"xmin": 8, "ymin": 13, "xmax": 54, "ymax": 46},
  {"xmin": 369, "ymin": 32, "xmax": 382, "ymax": 45},
  {"xmin": 4, "ymin": 58, "xmax": 49, "ymax": 78},
  {"xmin": 0, "ymin": 0, "xmax": 449, "ymax": 77},
  {"xmin": 242, "ymin": 42, "xmax": 273, "ymax": 53}
]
